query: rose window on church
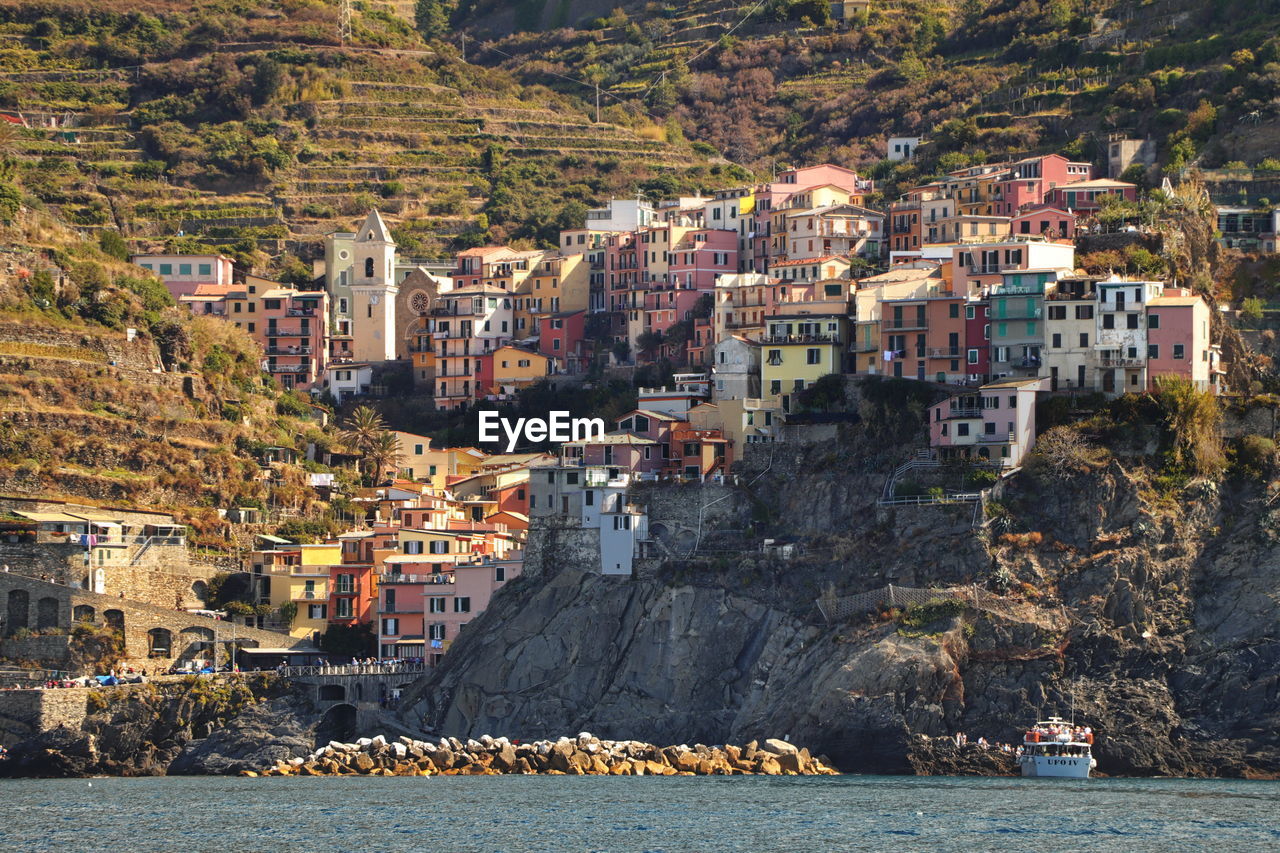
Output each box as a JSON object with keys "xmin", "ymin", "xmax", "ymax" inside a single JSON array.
[{"xmin": 410, "ymin": 291, "xmax": 430, "ymax": 315}]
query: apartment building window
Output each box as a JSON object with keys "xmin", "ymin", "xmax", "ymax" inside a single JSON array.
[
  {"xmin": 308, "ymin": 604, "xmax": 327, "ymax": 620},
  {"xmin": 1075, "ymin": 305, "xmax": 1093, "ymax": 320},
  {"xmin": 770, "ymin": 380, "xmax": 781, "ymax": 395},
  {"xmin": 1173, "ymin": 344, "xmax": 1185, "ymax": 359},
  {"xmin": 806, "ymin": 348, "xmax": 820, "ymax": 364},
  {"xmin": 495, "ymin": 566, "xmax": 506, "ymax": 582},
  {"xmin": 159, "ymin": 263, "xmax": 173, "ymax": 275},
  {"xmin": 1148, "ymin": 344, "xmax": 1160, "ymax": 359},
  {"xmin": 429, "ymin": 540, "xmax": 448, "ymax": 554},
  {"xmin": 1052, "ymin": 333, "xmax": 1062, "ymax": 348},
  {"xmin": 1048, "ymin": 305, "xmax": 1066, "ymax": 320},
  {"xmin": 1102, "ymin": 314, "xmax": 1115, "ymax": 329},
  {"xmin": 429, "ymin": 597, "xmax": 446, "ymax": 613},
  {"xmin": 454, "ymin": 597, "xmax": 471, "ymax": 613},
  {"xmin": 404, "ymin": 540, "xmax": 423, "ymax": 555},
  {"xmin": 382, "ymin": 618, "xmax": 399, "ymax": 636},
  {"xmin": 957, "ymin": 423, "xmax": 970, "ymax": 436},
  {"xmin": 1148, "ymin": 313, "xmax": 1160, "ymax": 329},
  {"xmin": 994, "ymin": 346, "xmax": 1009, "ymax": 363},
  {"xmin": 967, "ymin": 348, "xmax": 979, "ymax": 364},
  {"xmin": 247, "ymin": 323, "xmax": 255, "ymax": 333},
  {"xmin": 997, "ymin": 322, "xmax": 1007, "ymax": 338},
  {"xmin": 1127, "ymin": 313, "xmax": 1139, "ymax": 329},
  {"xmin": 949, "ymin": 303, "xmax": 959, "ymax": 319},
  {"xmin": 983, "ymin": 324, "xmax": 990, "ymax": 340},
  {"xmin": 766, "ymin": 349, "xmax": 782, "ymax": 365},
  {"xmin": 198, "ymin": 263, "xmax": 212, "ymax": 276},
  {"xmin": 335, "ymin": 598, "xmax": 352, "ymax": 619},
  {"xmin": 429, "ymin": 623, "xmax": 446, "ymax": 640}
]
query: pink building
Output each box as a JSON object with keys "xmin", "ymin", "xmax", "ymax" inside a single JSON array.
[
  {"xmin": 131, "ymin": 253, "xmax": 234, "ymax": 301},
  {"xmin": 538, "ymin": 310, "xmax": 587, "ymax": 371},
  {"xmin": 928, "ymin": 376, "xmax": 1048, "ymax": 467},
  {"xmin": 1012, "ymin": 206, "xmax": 1076, "ymax": 240},
  {"xmin": 995, "ymin": 155, "xmax": 1094, "ymax": 216},
  {"xmin": 559, "ymin": 433, "xmax": 661, "ymax": 474},
  {"xmin": 750, "ymin": 164, "xmax": 868, "ymax": 273},
  {"xmin": 668, "ymin": 228, "xmax": 738, "ymax": 291},
  {"xmin": 1044, "ymin": 179, "xmax": 1139, "ymax": 213},
  {"xmin": 1146, "ymin": 292, "xmax": 1214, "ymax": 391}
]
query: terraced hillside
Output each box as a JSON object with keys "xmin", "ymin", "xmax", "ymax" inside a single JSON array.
[
  {"xmin": 0, "ymin": 209, "xmax": 346, "ymax": 548},
  {"xmin": 0, "ymin": 0, "xmax": 720, "ymax": 260},
  {"xmin": 452, "ymin": 0, "xmax": 1280, "ymax": 185}
]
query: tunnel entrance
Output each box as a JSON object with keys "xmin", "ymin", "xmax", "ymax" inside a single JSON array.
[{"xmin": 314, "ymin": 703, "xmax": 358, "ymax": 747}]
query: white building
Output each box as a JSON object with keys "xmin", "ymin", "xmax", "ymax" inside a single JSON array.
[
  {"xmin": 1095, "ymin": 278, "xmax": 1164, "ymax": 395},
  {"xmin": 528, "ymin": 464, "xmax": 649, "ymax": 575},
  {"xmin": 712, "ymin": 336, "xmax": 761, "ymax": 400},
  {"xmin": 888, "ymin": 135, "xmax": 922, "ymax": 162},
  {"xmin": 325, "ymin": 363, "xmax": 373, "ymax": 404}
]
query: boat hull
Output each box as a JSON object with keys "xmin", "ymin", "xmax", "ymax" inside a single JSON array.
[{"xmin": 1020, "ymin": 755, "xmax": 1093, "ymax": 778}]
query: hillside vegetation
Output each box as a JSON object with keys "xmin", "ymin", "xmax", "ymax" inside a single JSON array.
[
  {"xmin": 446, "ymin": 0, "xmax": 1280, "ymax": 189},
  {"xmin": 0, "ymin": 0, "xmax": 725, "ymax": 263},
  {"xmin": 0, "ymin": 207, "xmax": 346, "ymax": 549}
]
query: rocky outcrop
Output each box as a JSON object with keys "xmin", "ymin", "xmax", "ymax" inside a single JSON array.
[
  {"xmin": 249, "ymin": 732, "xmax": 837, "ymax": 778},
  {"xmin": 401, "ymin": 436, "xmax": 1280, "ymax": 778},
  {"xmin": 906, "ymin": 735, "xmax": 1017, "ymax": 776},
  {"xmin": 167, "ymin": 694, "xmax": 318, "ymax": 776},
  {"xmin": 0, "ymin": 675, "xmax": 294, "ymax": 778}
]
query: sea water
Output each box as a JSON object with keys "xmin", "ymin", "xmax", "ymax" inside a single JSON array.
[{"xmin": 2, "ymin": 774, "xmax": 1277, "ymax": 851}]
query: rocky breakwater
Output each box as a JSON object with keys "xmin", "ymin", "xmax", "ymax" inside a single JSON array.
[{"xmin": 248, "ymin": 732, "xmax": 838, "ymax": 778}]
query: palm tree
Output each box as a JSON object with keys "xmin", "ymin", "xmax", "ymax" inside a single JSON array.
[
  {"xmin": 362, "ymin": 431, "xmax": 403, "ymax": 483},
  {"xmin": 341, "ymin": 405, "xmax": 386, "ymax": 455}
]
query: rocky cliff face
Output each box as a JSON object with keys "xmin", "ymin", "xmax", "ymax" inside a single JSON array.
[{"xmin": 405, "ymin": 427, "xmax": 1280, "ymax": 778}]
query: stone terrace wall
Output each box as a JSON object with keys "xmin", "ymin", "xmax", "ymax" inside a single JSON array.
[
  {"xmin": 0, "ymin": 320, "xmax": 161, "ymax": 372},
  {"xmin": 0, "ymin": 688, "xmax": 89, "ymax": 744},
  {"xmin": 0, "ymin": 574, "xmax": 309, "ymax": 668}
]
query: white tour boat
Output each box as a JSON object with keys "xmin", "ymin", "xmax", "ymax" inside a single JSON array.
[{"xmin": 1018, "ymin": 716, "xmax": 1096, "ymax": 778}]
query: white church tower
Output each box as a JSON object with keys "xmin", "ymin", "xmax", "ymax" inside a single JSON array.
[{"xmin": 350, "ymin": 209, "xmax": 399, "ymax": 363}]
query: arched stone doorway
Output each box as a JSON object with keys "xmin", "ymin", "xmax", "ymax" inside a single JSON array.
[
  {"xmin": 6, "ymin": 589, "xmax": 29, "ymax": 633},
  {"xmin": 147, "ymin": 627, "xmax": 172, "ymax": 658},
  {"xmin": 179, "ymin": 626, "xmax": 214, "ymax": 663},
  {"xmin": 72, "ymin": 604, "xmax": 95, "ymax": 623},
  {"xmin": 36, "ymin": 596, "xmax": 59, "ymax": 630},
  {"xmin": 314, "ymin": 703, "xmax": 358, "ymax": 747},
  {"xmin": 103, "ymin": 609, "xmax": 124, "ymax": 631},
  {"xmin": 318, "ymin": 683, "xmax": 346, "ymax": 701},
  {"xmin": 191, "ymin": 581, "xmax": 208, "ymax": 603}
]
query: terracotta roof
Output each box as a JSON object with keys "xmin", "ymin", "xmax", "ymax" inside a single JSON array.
[{"xmin": 771, "ymin": 255, "xmax": 848, "ymax": 268}]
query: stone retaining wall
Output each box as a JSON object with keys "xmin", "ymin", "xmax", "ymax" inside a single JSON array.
[
  {"xmin": 0, "ymin": 574, "xmax": 308, "ymax": 669},
  {"xmin": 0, "ymin": 688, "xmax": 88, "ymax": 745}
]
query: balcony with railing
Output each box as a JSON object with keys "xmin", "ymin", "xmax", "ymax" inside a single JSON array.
[
  {"xmin": 265, "ymin": 346, "xmax": 312, "ymax": 355},
  {"xmin": 286, "ymin": 307, "xmax": 315, "ymax": 317},
  {"xmin": 993, "ymin": 305, "xmax": 1043, "ymax": 320},
  {"xmin": 944, "ymin": 406, "xmax": 983, "ymax": 419},
  {"xmin": 761, "ymin": 333, "xmax": 839, "ymax": 344},
  {"xmin": 265, "ymin": 364, "xmax": 310, "ymax": 374},
  {"xmin": 978, "ymin": 431, "xmax": 1017, "ymax": 444},
  {"xmin": 966, "ymin": 261, "xmax": 1023, "ymax": 275},
  {"xmin": 927, "ymin": 347, "xmax": 961, "ymax": 358},
  {"xmin": 292, "ymin": 589, "xmax": 325, "ymax": 601},
  {"xmin": 1099, "ymin": 356, "xmax": 1145, "ymax": 368},
  {"xmin": 266, "ymin": 328, "xmax": 308, "ymax": 337},
  {"xmin": 883, "ymin": 319, "xmax": 928, "ymax": 331}
]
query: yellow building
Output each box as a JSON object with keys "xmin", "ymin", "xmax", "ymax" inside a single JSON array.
[
  {"xmin": 490, "ymin": 346, "xmax": 554, "ymax": 394},
  {"xmin": 393, "ymin": 431, "xmax": 487, "ymax": 489},
  {"xmin": 264, "ymin": 542, "xmax": 340, "ymax": 642},
  {"xmin": 514, "ymin": 253, "xmax": 588, "ymax": 341},
  {"xmin": 760, "ymin": 313, "xmax": 848, "ymax": 411}
]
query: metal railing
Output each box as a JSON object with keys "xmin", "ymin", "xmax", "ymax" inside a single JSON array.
[
  {"xmin": 279, "ymin": 661, "xmax": 428, "ymax": 678},
  {"xmin": 815, "ymin": 583, "xmax": 1036, "ymax": 624}
]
